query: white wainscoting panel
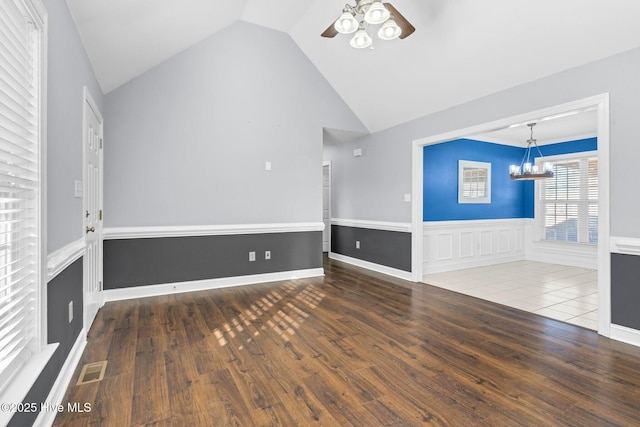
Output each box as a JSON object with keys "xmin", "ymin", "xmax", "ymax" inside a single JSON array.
[
  {"xmin": 460, "ymin": 232, "xmax": 474, "ymax": 258},
  {"xmin": 423, "ymin": 219, "xmax": 526, "ymax": 274},
  {"xmin": 437, "ymin": 233, "xmax": 453, "ymax": 261}
]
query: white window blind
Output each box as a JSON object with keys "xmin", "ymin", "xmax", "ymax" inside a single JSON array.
[
  {"xmin": 538, "ymin": 155, "xmax": 598, "ymax": 244},
  {"xmin": 0, "ymin": 0, "xmax": 42, "ymax": 390}
]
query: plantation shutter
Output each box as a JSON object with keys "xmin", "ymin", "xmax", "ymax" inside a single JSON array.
[
  {"xmin": 0, "ymin": 0, "xmax": 41, "ymax": 389},
  {"xmin": 539, "ymin": 156, "xmax": 598, "ymax": 244}
]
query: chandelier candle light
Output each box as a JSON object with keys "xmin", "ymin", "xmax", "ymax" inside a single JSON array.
[
  {"xmin": 321, "ymin": 0, "xmax": 415, "ymax": 48},
  {"xmin": 509, "ymin": 123, "xmax": 554, "ymax": 180}
]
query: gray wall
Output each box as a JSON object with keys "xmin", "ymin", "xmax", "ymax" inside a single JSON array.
[
  {"xmin": 325, "ymin": 46, "xmax": 640, "ymax": 239},
  {"xmin": 45, "ymin": 0, "xmax": 104, "ymax": 253},
  {"xmin": 331, "ymin": 226, "xmax": 411, "ymax": 272},
  {"xmin": 611, "ymin": 254, "xmax": 640, "ymax": 330},
  {"xmin": 104, "ymin": 21, "xmax": 366, "ymax": 228},
  {"xmin": 104, "ymin": 232, "xmax": 322, "ymax": 289}
]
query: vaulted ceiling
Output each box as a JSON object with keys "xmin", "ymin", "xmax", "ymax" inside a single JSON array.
[{"xmin": 65, "ymin": 0, "xmax": 640, "ymax": 133}]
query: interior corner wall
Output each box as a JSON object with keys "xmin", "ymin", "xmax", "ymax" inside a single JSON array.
[
  {"xmin": 103, "ymin": 21, "xmax": 366, "ymax": 228},
  {"xmin": 45, "ymin": 0, "xmax": 104, "ymax": 254}
]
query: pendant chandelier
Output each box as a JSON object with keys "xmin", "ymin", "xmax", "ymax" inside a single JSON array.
[{"xmin": 509, "ymin": 123, "xmax": 554, "ymax": 180}]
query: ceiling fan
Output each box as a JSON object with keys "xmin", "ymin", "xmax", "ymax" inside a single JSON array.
[{"xmin": 321, "ymin": 0, "xmax": 415, "ymax": 48}]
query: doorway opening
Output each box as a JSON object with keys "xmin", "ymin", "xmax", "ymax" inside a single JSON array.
[{"xmin": 411, "ymin": 94, "xmax": 610, "ymax": 337}]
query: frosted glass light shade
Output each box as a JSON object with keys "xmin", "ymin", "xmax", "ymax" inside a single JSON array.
[
  {"xmin": 378, "ymin": 18, "xmax": 401, "ymax": 40},
  {"xmin": 364, "ymin": 1, "xmax": 390, "ymax": 25},
  {"xmin": 350, "ymin": 28, "xmax": 373, "ymax": 48},
  {"xmin": 334, "ymin": 12, "xmax": 358, "ymax": 34}
]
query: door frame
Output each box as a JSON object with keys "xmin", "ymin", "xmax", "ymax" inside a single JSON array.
[
  {"xmin": 82, "ymin": 86, "xmax": 104, "ymax": 332},
  {"xmin": 411, "ymin": 93, "xmax": 611, "ymax": 337},
  {"xmin": 322, "ymin": 161, "xmax": 332, "ymax": 252}
]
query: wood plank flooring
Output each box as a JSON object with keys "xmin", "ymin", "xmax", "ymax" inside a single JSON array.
[{"xmin": 54, "ymin": 258, "xmax": 640, "ymax": 426}]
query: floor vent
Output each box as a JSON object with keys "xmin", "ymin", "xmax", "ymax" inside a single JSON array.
[{"xmin": 77, "ymin": 361, "xmax": 108, "ymax": 385}]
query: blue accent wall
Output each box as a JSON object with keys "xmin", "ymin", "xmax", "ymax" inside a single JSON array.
[
  {"xmin": 423, "ymin": 139, "xmax": 525, "ymax": 221},
  {"xmin": 423, "ymin": 137, "xmax": 597, "ymax": 221}
]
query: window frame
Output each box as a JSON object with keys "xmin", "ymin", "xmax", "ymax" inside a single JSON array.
[
  {"xmin": 534, "ymin": 151, "xmax": 598, "ymax": 245},
  {"xmin": 0, "ymin": 0, "xmax": 48, "ymax": 404}
]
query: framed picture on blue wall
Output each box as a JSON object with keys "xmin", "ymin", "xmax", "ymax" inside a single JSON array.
[{"xmin": 458, "ymin": 160, "xmax": 491, "ymax": 204}]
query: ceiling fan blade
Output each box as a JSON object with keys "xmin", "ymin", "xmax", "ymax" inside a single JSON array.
[
  {"xmin": 384, "ymin": 3, "xmax": 415, "ymax": 39},
  {"xmin": 321, "ymin": 20, "xmax": 339, "ymax": 38}
]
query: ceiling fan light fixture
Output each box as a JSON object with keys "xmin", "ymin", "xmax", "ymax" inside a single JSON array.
[
  {"xmin": 378, "ymin": 17, "xmax": 401, "ymax": 40},
  {"xmin": 334, "ymin": 11, "xmax": 358, "ymax": 34},
  {"xmin": 364, "ymin": 1, "xmax": 390, "ymax": 25},
  {"xmin": 350, "ymin": 26, "xmax": 373, "ymax": 48}
]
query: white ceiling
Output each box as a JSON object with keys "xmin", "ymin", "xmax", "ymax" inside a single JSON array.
[
  {"xmin": 66, "ymin": 0, "xmax": 640, "ymax": 133},
  {"xmin": 470, "ymin": 108, "xmax": 598, "ymax": 147}
]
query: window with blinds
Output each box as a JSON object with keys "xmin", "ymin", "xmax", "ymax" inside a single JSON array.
[
  {"xmin": 538, "ymin": 154, "xmax": 598, "ymax": 244},
  {"xmin": 0, "ymin": 0, "xmax": 43, "ymax": 391}
]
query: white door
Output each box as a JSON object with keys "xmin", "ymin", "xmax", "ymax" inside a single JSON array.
[
  {"xmin": 322, "ymin": 163, "xmax": 331, "ymax": 252},
  {"xmin": 83, "ymin": 88, "xmax": 103, "ymax": 333}
]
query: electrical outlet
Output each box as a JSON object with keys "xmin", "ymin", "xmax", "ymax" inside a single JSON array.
[
  {"xmin": 68, "ymin": 301, "xmax": 73, "ymax": 323},
  {"xmin": 265, "ymin": 250, "xmax": 271, "ymax": 260},
  {"xmin": 355, "ymin": 240, "xmax": 360, "ymax": 249},
  {"xmin": 249, "ymin": 251, "xmax": 256, "ymax": 262}
]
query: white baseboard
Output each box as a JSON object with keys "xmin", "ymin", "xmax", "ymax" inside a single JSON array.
[
  {"xmin": 34, "ymin": 332, "xmax": 87, "ymax": 427},
  {"xmin": 610, "ymin": 324, "xmax": 640, "ymax": 348},
  {"xmin": 329, "ymin": 252, "xmax": 413, "ymax": 281},
  {"xmin": 104, "ymin": 268, "xmax": 324, "ymax": 302}
]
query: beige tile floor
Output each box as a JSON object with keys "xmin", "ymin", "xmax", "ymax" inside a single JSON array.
[{"xmin": 423, "ymin": 261, "xmax": 598, "ymax": 330}]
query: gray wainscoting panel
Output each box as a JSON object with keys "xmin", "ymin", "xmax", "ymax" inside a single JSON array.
[
  {"xmin": 10, "ymin": 258, "xmax": 84, "ymax": 427},
  {"xmin": 331, "ymin": 225, "xmax": 411, "ymax": 272},
  {"xmin": 103, "ymin": 231, "xmax": 322, "ymax": 289},
  {"xmin": 611, "ymin": 253, "xmax": 640, "ymax": 330}
]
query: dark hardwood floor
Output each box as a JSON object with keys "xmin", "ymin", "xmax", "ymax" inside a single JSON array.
[{"xmin": 54, "ymin": 257, "xmax": 640, "ymax": 426}]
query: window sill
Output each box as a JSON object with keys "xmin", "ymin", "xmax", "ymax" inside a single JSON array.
[{"xmin": 0, "ymin": 343, "xmax": 58, "ymax": 426}]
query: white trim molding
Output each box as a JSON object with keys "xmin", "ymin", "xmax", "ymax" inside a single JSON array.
[
  {"xmin": 104, "ymin": 268, "xmax": 324, "ymax": 302},
  {"xmin": 104, "ymin": 222, "xmax": 325, "ymax": 240},
  {"xmin": 610, "ymin": 324, "xmax": 640, "ymax": 348},
  {"xmin": 34, "ymin": 332, "xmax": 86, "ymax": 427},
  {"xmin": 329, "ymin": 252, "xmax": 413, "ymax": 281},
  {"xmin": 47, "ymin": 238, "xmax": 85, "ymax": 281},
  {"xmin": 610, "ymin": 236, "xmax": 640, "ymax": 256},
  {"xmin": 331, "ymin": 218, "xmax": 411, "ymax": 233}
]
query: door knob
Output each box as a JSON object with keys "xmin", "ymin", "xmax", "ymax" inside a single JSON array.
[{"xmin": 86, "ymin": 226, "xmax": 95, "ymax": 233}]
